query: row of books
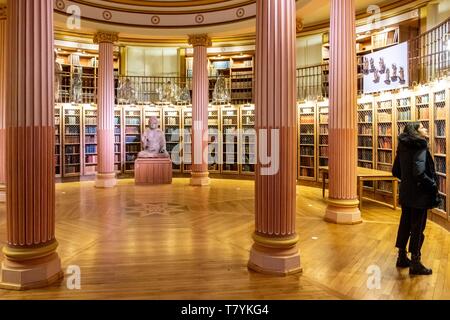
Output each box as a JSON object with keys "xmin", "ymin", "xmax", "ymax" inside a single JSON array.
[
  {"xmin": 358, "ymin": 103, "xmax": 372, "ymax": 111},
  {"xmin": 378, "ymin": 150, "xmax": 392, "ymax": 164},
  {"xmin": 435, "ymin": 157, "xmax": 446, "ymax": 174},
  {"xmin": 300, "ymin": 157, "xmax": 314, "ymax": 167},
  {"xmin": 300, "ymin": 146, "xmax": 315, "ymax": 156},
  {"xmin": 417, "ymin": 107, "xmax": 430, "ymax": 120},
  {"xmin": 85, "ymin": 155, "xmax": 97, "ymax": 164},
  {"xmin": 434, "ymin": 140, "xmax": 446, "ymax": 154},
  {"xmin": 437, "ymin": 176, "xmax": 447, "ymax": 194},
  {"xmin": 435, "ymin": 107, "xmax": 446, "ymax": 119},
  {"xmin": 85, "ymin": 145, "xmax": 97, "ymax": 154},
  {"xmin": 378, "ymin": 125, "xmax": 392, "ymax": 135},
  {"xmin": 231, "ymin": 81, "xmax": 253, "ymax": 89},
  {"xmin": 299, "ymin": 168, "xmax": 314, "ymax": 177},
  {"xmin": 65, "ymin": 136, "xmax": 80, "ymax": 144},
  {"xmin": 358, "ymin": 113, "xmax": 373, "ymax": 123},
  {"xmin": 358, "ymin": 136, "xmax": 373, "ymax": 147},
  {"xmin": 65, "ymin": 145, "xmax": 80, "ymax": 154},
  {"xmin": 300, "ymin": 115, "xmax": 315, "ymax": 124},
  {"xmin": 378, "ymin": 137, "xmax": 392, "ymax": 149},
  {"xmin": 359, "ymin": 125, "xmax": 373, "ymax": 135},
  {"xmin": 300, "ymin": 136, "xmax": 314, "ymax": 145},
  {"xmin": 85, "ymin": 117, "xmax": 97, "ymax": 125},
  {"xmin": 85, "ymin": 136, "xmax": 96, "ymax": 144},
  {"xmin": 65, "ymin": 116, "xmax": 80, "ymax": 125},
  {"xmin": 85, "ymin": 127, "xmax": 97, "ymax": 134},
  {"xmin": 358, "ymin": 149, "xmax": 373, "ymax": 161},
  {"xmin": 125, "ymin": 127, "xmax": 140, "ymax": 134},
  {"xmin": 435, "ymin": 121, "xmax": 446, "ymax": 137},
  {"xmin": 378, "ymin": 101, "xmax": 392, "ymax": 109},
  {"xmin": 319, "ymin": 126, "xmax": 329, "ymax": 135},
  {"xmin": 126, "ymin": 136, "xmax": 140, "ymax": 143},
  {"xmin": 319, "ymin": 146, "xmax": 328, "ymax": 157},
  {"xmin": 125, "ymin": 118, "xmax": 141, "ymax": 125},
  {"xmin": 397, "ymin": 110, "xmax": 411, "ymax": 121},
  {"xmin": 378, "ymin": 112, "xmax": 392, "ymax": 122},
  {"xmin": 64, "ymin": 155, "xmax": 80, "ymax": 164},
  {"xmin": 65, "ymin": 127, "xmax": 80, "ymax": 134},
  {"xmin": 64, "ymin": 165, "xmax": 80, "ymax": 174},
  {"xmin": 231, "ymin": 92, "xmax": 253, "ymax": 99}
]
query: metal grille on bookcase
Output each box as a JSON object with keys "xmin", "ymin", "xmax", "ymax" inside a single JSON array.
[
  {"xmin": 221, "ymin": 106, "xmax": 239, "ymax": 174},
  {"xmin": 55, "ymin": 106, "xmax": 62, "ymax": 177},
  {"xmin": 208, "ymin": 106, "xmax": 221, "ymax": 173},
  {"xmin": 240, "ymin": 105, "xmax": 256, "ymax": 175},
  {"xmin": 164, "ymin": 107, "xmax": 181, "ymax": 172},
  {"xmin": 376, "ymin": 99, "xmax": 393, "ymax": 193},
  {"xmin": 63, "ymin": 106, "xmax": 82, "ymax": 177},
  {"xmin": 182, "ymin": 108, "xmax": 193, "ymax": 173},
  {"xmin": 124, "ymin": 108, "xmax": 142, "ymax": 172},
  {"xmin": 434, "ymin": 90, "xmax": 447, "ymax": 215},
  {"xmin": 357, "ymin": 101, "xmax": 374, "ymax": 189},
  {"xmin": 298, "ymin": 102, "xmax": 316, "ymax": 180},
  {"xmin": 84, "ymin": 107, "xmax": 98, "ymax": 176}
]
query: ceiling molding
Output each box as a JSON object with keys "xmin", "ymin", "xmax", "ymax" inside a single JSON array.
[
  {"xmin": 69, "ymin": 0, "xmax": 255, "ymax": 14},
  {"xmin": 102, "ymin": 0, "xmax": 237, "ymax": 8}
]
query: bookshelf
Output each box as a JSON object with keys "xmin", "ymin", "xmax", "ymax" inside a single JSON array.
[
  {"xmin": 83, "ymin": 106, "xmax": 98, "ymax": 176},
  {"xmin": 124, "ymin": 107, "xmax": 142, "ymax": 173},
  {"xmin": 182, "ymin": 107, "xmax": 193, "ymax": 173},
  {"xmin": 55, "ymin": 105, "xmax": 62, "ymax": 177},
  {"xmin": 63, "ymin": 105, "xmax": 82, "ymax": 177},
  {"xmin": 208, "ymin": 105, "xmax": 221, "ymax": 173},
  {"xmin": 163, "ymin": 106, "xmax": 182, "ymax": 172},
  {"xmin": 231, "ymin": 55, "xmax": 254, "ymax": 104},
  {"xmin": 240, "ymin": 104, "xmax": 256, "ymax": 175},
  {"xmin": 298, "ymin": 101, "xmax": 316, "ymax": 181},
  {"xmin": 317, "ymin": 100, "xmax": 329, "ymax": 182},
  {"xmin": 395, "ymin": 94, "xmax": 413, "ymax": 139},
  {"xmin": 415, "ymin": 92, "xmax": 431, "ymax": 144},
  {"xmin": 375, "ymin": 96, "xmax": 394, "ymax": 193},
  {"xmin": 144, "ymin": 105, "xmax": 162, "ymax": 130},
  {"xmin": 433, "ymin": 89, "xmax": 448, "ymax": 217},
  {"xmin": 114, "ymin": 108, "xmax": 123, "ymax": 173},
  {"xmin": 221, "ymin": 105, "xmax": 240, "ymax": 174},
  {"xmin": 357, "ymin": 97, "xmax": 375, "ymax": 190}
]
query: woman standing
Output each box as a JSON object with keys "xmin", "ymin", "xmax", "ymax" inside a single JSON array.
[{"xmin": 392, "ymin": 122, "xmax": 439, "ymax": 276}]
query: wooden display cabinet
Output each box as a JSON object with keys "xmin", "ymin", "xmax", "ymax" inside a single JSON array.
[
  {"xmin": 431, "ymin": 87, "xmax": 449, "ymax": 218},
  {"xmin": 143, "ymin": 105, "xmax": 163, "ymax": 130},
  {"xmin": 316, "ymin": 99, "xmax": 329, "ymax": 182},
  {"xmin": 114, "ymin": 107, "xmax": 123, "ymax": 174},
  {"xmin": 375, "ymin": 94, "xmax": 395, "ymax": 194},
  {"xmin": 55, "ymin": 105, "xmax": 62, "ymax": 178},
  {"xmin": 208, "ymin": 105, "xmax": 221, "ymax": 173},
  {"xmin": 239, "ymin": 104, "xmax": 256, "ymax": 175},
  {"xmin": 182, "ymin": 107, "xmax": 193, "ymax": 173},
  {"xmin": 394, "ymin": 91, "xmax": 414, "ymax": 140},
  {"xmin": 62, "ymin": 104, "xmax": 82, "ymax": 177},
  {"xmin": 357, "ymin": 95, "xmax": 375, "ymax": 190},
  {"xmin": 163, "ymin": 105, "xmax": 182, "ymax": 172},
  {"xmin": 124, "ymin": 106, "xmax": 142, "ymax": 173},
  {"xmin": 298, "ymin": 101, "xmax": 317, "ymax": 181},
  {"xmin": 221, "ymin": 105, "xmax": 240, "ymax": 174},
  {"xmin": 82, "ymin": 105, "xmax": 98, "ymax": 176}
]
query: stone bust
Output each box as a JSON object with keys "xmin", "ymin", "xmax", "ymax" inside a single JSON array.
[{"xmin": 138, "ymin": 116, "xmax": 169, "ymax": 158}]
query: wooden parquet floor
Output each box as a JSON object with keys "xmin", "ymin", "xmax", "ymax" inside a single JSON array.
[{"xmin": 0, "ymin": 178, "xmax": 449, "ymax": 300}]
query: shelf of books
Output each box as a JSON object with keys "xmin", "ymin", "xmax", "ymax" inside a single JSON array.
[
  {"xmin": 55, "ymin": 106, "xmax": 62, "ymax": 177},
  {"xmin": 163, "ymin": 106, "xmax": 182, "ymax": 172},
  {"xmin": 231, "ymin": 55, "xmax": 254, "ymax": 104},
  {"xmin": 375, "ymin": 95, "xmax": 394, "ymax": 193},
  {"xmin": 124, "ymin": 107, "xmax": 142, "ymax": 173},
  {"xmin": 317, "ymin": 100, "xmax": 329, "ymax": 182},
  {"xmin": 221, "ymin": 105, "xmax": 240, "ymax": 174},
  {"xmin": 83, "ymin": 106, "xmax": 98, "ymax": 176},
  {"xmin": 395, "ymin": 94, "xmax": 413, "ymax": 139},
  {"xmin": 432, "ymin": 89, "xmax": 448, "ymax": 217},
  {"xmin": 240, "ymin": 104, "xmax": 256, "ymax": 175},
  {"xmin": 182, "ymin": 107, "xmax": 193, "ymax": 173},
  {"xmin": 298, "ymin": 101, "xmax": 316, "ymax": 181},
  {"xmin": 208, "ymin": 105, "xmax": 221, "ymax": 173},
  {"xmin": 357, "ymin": 97, "xmax": 375, "ymax": 190},
  {"xmin": 114, "ymin": 108, "xmax": 122, "ymax": 173},
  {"xmin": 415, "ymin": 91, "xmax": 431, "ymax": 144},
  {"xmin": 63, "ymin": 105, "xmax": 82, "ymax": 177}
]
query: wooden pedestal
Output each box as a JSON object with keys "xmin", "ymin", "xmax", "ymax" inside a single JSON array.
[{"xmin": 135, "ymin": 158, "xmax": 173, "ymax": 185}]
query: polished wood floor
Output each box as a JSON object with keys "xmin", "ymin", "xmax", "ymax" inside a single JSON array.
[{"xmin": 0, "ymin": 178, "xmax": 450, "ymax": 300}]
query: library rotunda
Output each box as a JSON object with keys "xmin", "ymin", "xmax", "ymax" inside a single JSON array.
[{"xmin": 0, "ymin": 0, "xmax": 449, "ymax": 301}]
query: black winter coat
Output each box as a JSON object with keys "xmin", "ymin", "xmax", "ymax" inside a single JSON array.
[{"xmin": 392, "ymin": 133, "xmax": 439, "ymax": 209}]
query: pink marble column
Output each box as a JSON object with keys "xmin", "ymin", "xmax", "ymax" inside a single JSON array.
[
  {"xmin": 324, "ymin": 0, "xmax": 361, "ymax": 224},
  {"xmin": 248, "ymin": 0, "xmax": 301, "ymax": 275},
  {"xmin": 94, "ymin": 32, "xmax": 118, "ymax": 188},
  {"xmin": 0, "ymin": 6, "xmax": 6, "ymax": 203},
  {"xmin": 0, "ymin": 0, "xmax": 63, "ymax": 290},
  {"xmin": 188, "ymin": 34, "xmax": 210, "ymax": 186}
]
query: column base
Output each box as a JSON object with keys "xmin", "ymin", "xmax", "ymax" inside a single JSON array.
[
  {"xmin": 190, "ymin": 171, "xmax": 210, "ymax": 186},
  {"xmin": 95, "ymin": 172, "xmax": 117, "ymax": 188},
  {"xmin": 0, "ymin": 252, "xmax": 63, "ymax": 291},
  {"xmin": 247, "ymin": 234, "xmax": 302, "ymax": 276},
  {"xmin": 324, "ymin": 198, "xmax": 362, "ymax": 224},
  {"xmin": 0, "ymin": 184, "xmax": 5, "ymax": 203}
]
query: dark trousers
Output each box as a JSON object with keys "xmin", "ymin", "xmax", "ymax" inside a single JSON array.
[{"xmin": 395, "ymin": 206, "xmax": 428, "ymax": 255}]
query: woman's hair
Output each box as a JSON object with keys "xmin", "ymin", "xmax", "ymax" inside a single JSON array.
[{"xmin": 403, "ymin": 122, "xmax": 422, "ymax": 138}]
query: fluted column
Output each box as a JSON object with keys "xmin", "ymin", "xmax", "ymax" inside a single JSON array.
[
  {"xmin": 94, "ymin": 32, "xmax": 118, "ymax": 188},
  {"xmin": 189, "ymin": 34, "xmax": 210, "ymax": 186},
  {"xmin": 324, "ymin": 0, "xmax": 361, "ymax": 224},
  {"xmin": 0, "ymin": 0, "xmax": 63, "ymax": 290},
  {"xmin": 248, "ymin": 0, "xmax": 301, "ymax": 275},
  {"xmin": 0, "ymin": 6, "xmax": 6, "ymax": 203}
]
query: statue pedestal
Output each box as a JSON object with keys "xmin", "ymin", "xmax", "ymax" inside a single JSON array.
[{"xmin": 135, "ymin": 158, "xmax": 173, "ymax": 185}]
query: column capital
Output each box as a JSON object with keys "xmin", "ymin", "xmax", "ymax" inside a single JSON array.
[
  {"xmin": 0, "ymin": 5, "xmax": 6, "ymax": 20},
  {"xmin": 93, "ymin": 31, "xmax": 119, "ymax": 44},
  {"xmin": 188, "ymin": 34, "xmax": 212, "ymax": 47}
]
